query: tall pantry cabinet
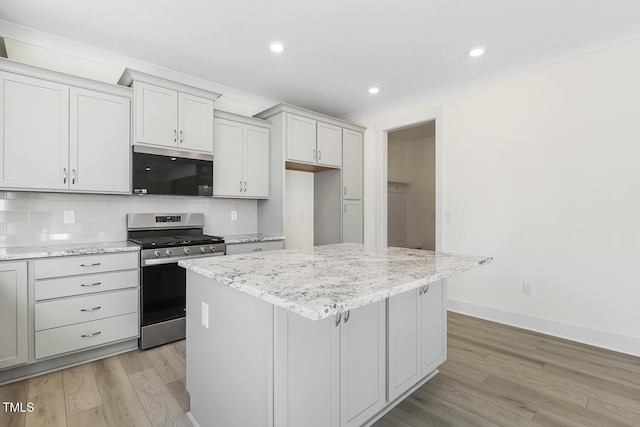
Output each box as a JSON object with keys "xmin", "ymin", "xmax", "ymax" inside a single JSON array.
[{"xmin": 254, "ymin": 104, "xmax": 365, "ymax": 246}]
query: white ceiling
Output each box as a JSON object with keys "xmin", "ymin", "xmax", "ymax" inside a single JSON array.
[{"xmin": 2, "ymin": 0, "xmax": 640, "ymax": 119}]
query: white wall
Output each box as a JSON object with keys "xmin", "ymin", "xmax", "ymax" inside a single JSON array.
[
  {"xmin": 358, "ymin": 38, "xmax": 640, "ymax": 355},
  {"xmin": 387, "ymin": 135, "xmax": 436, "ymax": 250},
  {"xmin": 0, "ymin": 191, "xmax": 257, "ymax": 246}
]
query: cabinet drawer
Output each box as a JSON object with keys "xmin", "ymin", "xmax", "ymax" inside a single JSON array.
[
  {"xmin": 35, "ymin": 252, "xmax": 139, "ymax": 279},
  {"xmin": 225, "ymin": 240, "xmax": 284, "ymax": 255},
  {"xmin": 35, "ymin": 312, "xmax": 138, "ymax": 359},
  {"xmin": 35, "ymin": 270, "xmax": 139, "ymax": 301},
  {"xmin": 35, "ymin": 289, "xmax": 138, "ymax": 331}
]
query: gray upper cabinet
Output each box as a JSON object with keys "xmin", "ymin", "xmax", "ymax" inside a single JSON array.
[
  {"xmin": 0, "ymin": 261, "xmax": 28, "ymax": 370},
  {"xmin": 342, "ymin": 129, "xmax": 363, "ymax": 200},
  {"xmin": 213, "ymin": 111, "xmax": 270, "ymax": 199},
  {"xmin": 119, "ymin": 68, "xmax": 220, "ymax": 155},
  {"xmin": 0, "ymin": 61, "xmax": 131, "ymax": 194},
  {"xmin": 286, "ymin": 114, "xmax": 342, "ymax": 168}
]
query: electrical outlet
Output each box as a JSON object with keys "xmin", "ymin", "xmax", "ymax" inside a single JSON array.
[
  {"xmin": 231, "ymin": 210, "xmax": 237, "ymax": 221},
  {"xmin": 523, "ymin": 281, "xmax": 534, "ymax": 295},
  {"xmin": 63, "ymin": 210, "xmax": 75, "ymax": 224},
  {"xmin": 201, "ymin": 302, "xmax": 209, "ymax": 328}
]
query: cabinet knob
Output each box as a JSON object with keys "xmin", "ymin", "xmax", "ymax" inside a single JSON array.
[
  {"xmin": 335, "ymin": 313, "xmax": 342, "ymax": 327},
  {"xmin": 313, "ymin": 149, "xmax": 316, "ymax": 160},
  {"xmin": 180, "ymin": 129, "xmax": 183, "ymax": 144},
  {"xmin": 174, "ymin": 129, "xmax": 177, "ymax": 143},
  {"xmin": 72, "ymin": 169, "xmax": 76, "ymax": 185},
  {"xmin": 344, "ymin": 310, "xmax": 350, "ymax": 324},
  {"xmin": 244, "ymin": 181, "xmax": 247, "ymax": 192},
  {"xmin": 344, "ymin": 187, "xmax": 347, "ymax": 196},
  {"xmin": 63, "ymin": 168, "xmax": 67, "ymax": 184},
  {"xmin": 318, "ymin": 150, "xmax": 321, "ymax": 160}
]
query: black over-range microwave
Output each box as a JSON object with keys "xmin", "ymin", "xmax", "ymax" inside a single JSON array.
[{"xmin": 132, "ymin": 146, "xmax": 214, "ymax": 197}]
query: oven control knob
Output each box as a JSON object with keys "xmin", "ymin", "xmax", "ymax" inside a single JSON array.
[
  {"xmin": 184, "ymin": 248, "xmax": 190, "ymax": 255},
  {"xmin": 210, "ymin": 245, "xmax": 216, "ymax": 253},
  {"xmin": 200, "ymin": 247, "xmax": 206, "ymax": 254},
  {"xmin": 166, "ymin": 249, "xmax": 173, "ymax": 256},
  {"xmin": 154, "ymin": 250, "xmax": 160, "ymax": 258}
]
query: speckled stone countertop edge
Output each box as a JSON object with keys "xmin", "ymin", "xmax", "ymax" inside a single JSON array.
[
  {"xmin": 0, "ymin": 241, "xmax": 140, "ymax": 261},
  {"xmin": 180, "ymin": 244, "xmax": 492, "ymax": 321},
  {"xmin": 224, "ymin": 233, "xmax": 286, "ymax": 244}
]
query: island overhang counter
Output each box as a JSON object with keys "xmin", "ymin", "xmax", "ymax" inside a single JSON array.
[{"xmin": 179, "ymin": 243, "xmax": 492, "ymax": 427}]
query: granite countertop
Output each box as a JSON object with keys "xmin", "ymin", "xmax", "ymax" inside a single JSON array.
[
  {"xmin": 179, "ymin": 243, "xmax": 492, "ymax": 320},
  {"xmin": 224, "ymin": 233, "xmax": 285, "ymax": 244},
  {"xmin": 0, "ymin": 241, "xmax": 140, "ymax": 261}
]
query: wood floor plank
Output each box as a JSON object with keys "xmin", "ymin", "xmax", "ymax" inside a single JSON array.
[
  {"xmin": 144, "ymin": 346, "xmax": 185, "ymax": 384},
  {"xmin": 376, "ymin": 398, "xmax": 453, "ymax": 427},
  {"xmin": 24, "ymin": 388, "xmax": 66, "ymax": 427},
  {"xmin": 118, "ymin": 350, "xmax": 154, "ymax": 376},
  {"xmin": 408, "ymin": 388, "xmax": 502, "ymax": 427},
  {"xmin": 532, "ymin": 408, "xmax": 589, "ymax": 427},
  {"xmin": 27, "ymin": 372, "xmax": 63, "ymax": 398},
  {"xmin": 438, "ymin": 358, "xmax": 490, "ymax": 384},
  {"xmin": 0, "ymin": 379, "xmax": 29, "ymax": 427},
  {"xmin": 129, "ymin": 368, "xmax": 185, "ymax": 426},
  {"xmin": 61, "ymin": 364, "xmax": 101, "ymax": 416},
  {"xmin": 166, "ymin": 378, "xmax": 190, "ymax": 412},
  {"xmin": 167, "ymin": 340, "xmax": 186, "ymax": 366},
  {"xmin": 66, "ymin": 405, "xmax": 108, "ymax": 427},
  {"xmin": 586, "ymin": 397, "xmax": 640, "ymax": 426},
  {"xmin": 92, "ymin": 356, "xmax": 151, "ymax": 427}
]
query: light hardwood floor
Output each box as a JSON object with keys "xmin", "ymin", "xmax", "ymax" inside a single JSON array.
[{"xmin": 2, "ymin": 313, "xmax": 639, "ymax": 427}]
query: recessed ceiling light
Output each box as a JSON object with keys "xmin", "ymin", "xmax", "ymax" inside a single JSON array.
[
  {"xmin": 270, "ymin": 42, "xmax": 285, "ymax": 53},
  {"xmin": 368, "ymin": 87, "xmax": 380, "ymax": 94},
  {"xmin": 469, "ymin": 47, "xmax": 485, "ymax": 57}
]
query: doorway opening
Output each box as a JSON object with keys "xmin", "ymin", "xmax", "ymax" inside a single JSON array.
[{"xmin": 387, "ymin": 122, "xmax": 436, "ymax": 250}]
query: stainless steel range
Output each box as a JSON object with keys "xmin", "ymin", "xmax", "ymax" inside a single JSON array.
[{"xmin": 127, "ymin": 213, "xmax": 225, "ymax": 349}]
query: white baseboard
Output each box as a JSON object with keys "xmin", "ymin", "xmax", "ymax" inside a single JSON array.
[{"xmin": 447, "ymin": 299, "xmax": 640, "ymax": 357}]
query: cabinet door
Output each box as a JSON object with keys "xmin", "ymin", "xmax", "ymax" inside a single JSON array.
[
  {"xmin": 179, "ymin": 93, "xmax": 213, "ymax": 153},
  {"xmin": 286, "ymin": 114, "xmax": 316, "ymax": 163},
  {"xmin": 342, "ymin": 129, "xmax": 363, "ymax": 200},
  {"xmin": 387, "ymin": 289, "xmax": 421, "ymax": 401},
  {"xmin": 420, "ymin": 280, "xmax": 446, "ymax": 376},
  {"xmin": 0, "ymin": 72, "xmax": 69, "ymax": 190},
  {"xmin": 274, "ymin": 310, "xmax": 340, "ymax": 427},
  {"xmin": 342, "ymin": 200, "xmax": 363, "ymax": 243},
  {"xmin": 69, "ymin": 87, "xmax": 131, "ymax": 193},
  {"xmin": 243, "ymin": 124, "xmax": 270, "ymax": 198},
  {"xmin": 316, "ymin": 122, "xmax": 342, "ymax": 167},
  {"xmin": 0, "ymin": 262, "xmax": 28, "ymax": 370},
  {"xmin": 213, "ymin": 118, "xmax": 243, "ymax": 197},
  {"xmin": 340, "ymin": 302, "xmax": 386, "ymax": 427},
  {"xmin": 134, "ymin": 81, "xmax": 177, "ymax": 147}
]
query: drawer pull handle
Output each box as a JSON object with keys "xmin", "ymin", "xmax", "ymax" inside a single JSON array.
[
  {"xmin": 81, "ymin": 331, "xmax": 101, "ymax": 338},
  {"xmin": 252, "ymin": 247, "xmax": 263, "ymax": 252},
  {"xmin": 80, "ymin": 262, "xmax": 101, "ymax": 267},
  {"xmin": 81, "ymin": 282, "xmax": 102, "ymax": 287},
  {"xmin": 335, "ymin": 313, "xmax": 342, "ymax": 327},
  {"xmin": 81, "ymin": 306, "xmax": 101, "ymax": 312}
]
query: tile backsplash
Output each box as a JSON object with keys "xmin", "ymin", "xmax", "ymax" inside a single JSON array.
[{"xmin": 0, "ymin": 191, "xmax": 257, "ymax": 247}]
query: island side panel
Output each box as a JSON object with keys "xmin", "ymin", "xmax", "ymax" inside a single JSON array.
[{"xmin": 186, "ymin": 271, "xmax": 274, "ymax": 427}]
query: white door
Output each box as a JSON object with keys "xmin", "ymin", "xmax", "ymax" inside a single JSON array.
[
  {"xmin": 243, "ymin": 124, "xmax": 270, "ymax": 198},
  {"xmin": 286, "ymin": 114, "xmax": 316, "ymax": 163},
  {"xmin": 179, "ymin": 93, "xmax": 213, "ymax": 153},
  {"xmin": 340, "ymin": 302, "xmax": 386, "ymax": 427},
  {"xmin": 342, "ymin": 129, "xmax": 363, "ymax": 200},
  {"xmin": 0, "ymin": 262, "xmax": 28, "ymax": 370},
  {"xmin": 213, "ymin": 118, "xmax": 243, "ymax": 197},
  {"xmin": 69, "ymin": 87, "xmax": 130, "ymax": 193},
  {"xmin": 134, "ymin": 81, "xmax": 177, "ymax": 147},
  {"xmin": 316, "ymin": 122, "xmax": 342, "ymax": 167},
  {"xmin": 343, "ymin": 200, "xmax": 363, "ymax": 243},
  {"xmin": 274, "ymin": 310, "xmax": 340, "ymax": 427},
  {"xmin": 387, "ymin": 289, "xmax": 421, "ymax": 401},
  {"xmin": 0, "ymin": 72, "xmax": 69, "ymax": 190},
  {"xmin": 420, "ymin": 280, "xmax": 446, "ymax": 376}
]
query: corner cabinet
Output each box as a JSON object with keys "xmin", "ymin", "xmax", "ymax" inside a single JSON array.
[
  {"xmin": 0, "ymin": 262, "xmax": 28, "ymax": 370},
  {"xmin": 0, "ymin": 60, "xmax": 131, "ymax": 194},
  {"xmin": 213, "ymin": 111, "xmax": 270, "ymax": 199},
  {"xmin": 119, "ymin": 69, "xmax": 220, "ymax": 155}
]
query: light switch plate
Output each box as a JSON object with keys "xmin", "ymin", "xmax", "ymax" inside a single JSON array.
[
  {"xmin": 231, "ymin": 211, "xmax": 237, "ymax": 221},
  {"xmin": 201, "ymin": 302, "xmax": 209, "ymax": 328}
]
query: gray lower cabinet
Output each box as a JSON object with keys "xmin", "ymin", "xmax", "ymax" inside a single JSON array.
[
  {"xmin": 0, "ymin": 261, "xmax": 28, "ymax": 370},
  {"xmin": 274, "ymin": 301, "xmax": 386, "ymax": 427},
  {"xmin": 343, "ymin": 200, "xmax": 363, "ymax": 243},
  {"xmin": 225, "ymin": 240, "xmax": 284, "ymax": 255},
  {"xmin": 387, "ymin": 280, "xmax": 446, "ymax": 401},
  {"xmin": 33, "ymin": 252, "xmax": 139, "ymax": 360}
]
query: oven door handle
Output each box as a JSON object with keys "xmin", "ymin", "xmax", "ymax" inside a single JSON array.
[{"xmin": 142, "ymin": 253, "xmax": 224, "ymax": 266}]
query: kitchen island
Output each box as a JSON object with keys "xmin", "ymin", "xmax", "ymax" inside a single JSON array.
[{"xmin": 179, "ymin": 243, "xmax": 492, "ymax": 427}]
